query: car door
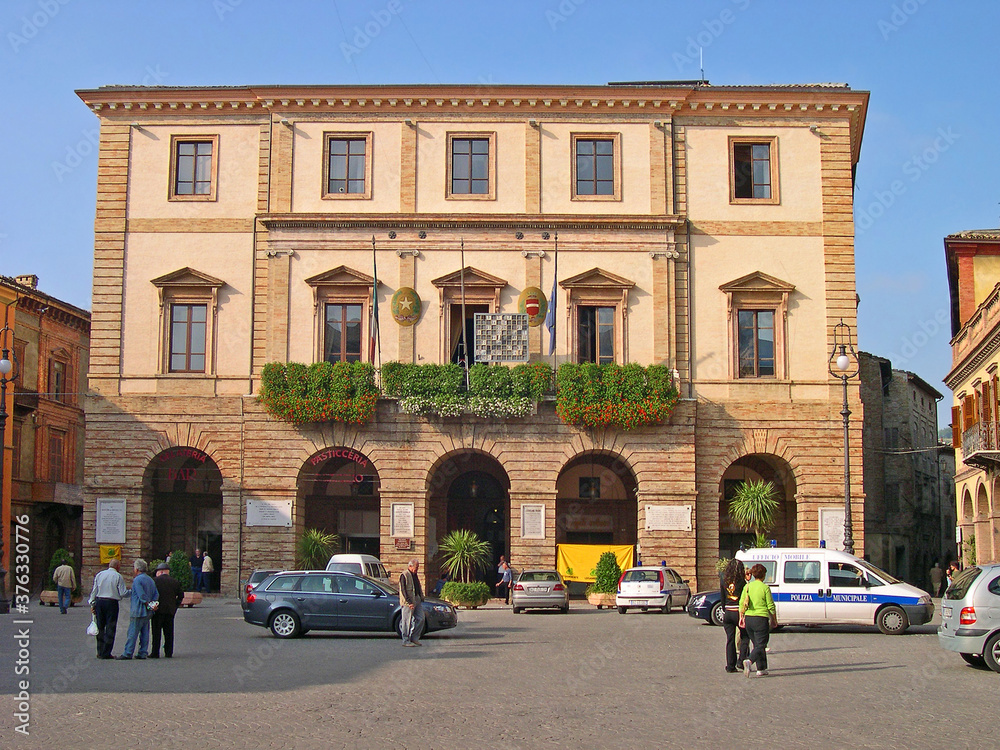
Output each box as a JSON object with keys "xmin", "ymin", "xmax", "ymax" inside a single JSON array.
[
  {"xmin": 665, "ymin": 568, "xmax": 690, "ymax": 606},
  {"xmin": 825, "ymin": 561, "xmax": 878, "ymax": 623},
  {"xmin": 774, "ymin": 557, "xmax": 825, "ymax": 624},
  {"xmin": 294, "ymin": 574, "xmax": 340, "ymax": 629},
  {"xmin": 334, "ymin": 574, "xmax": 395, "ymax": 631}
]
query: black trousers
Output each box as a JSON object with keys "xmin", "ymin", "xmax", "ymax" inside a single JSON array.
[
  {"xmin": 744, "ymin": 615, "xmax": 771, "ymax": 671},
  {"xmin": 151, "ymin": 612, "xmax": 176, "ymax": 657},
  {"xmin": 94, "ymin": 598, "xmax": 119, "ymax": 658},
  {"xmin": 722, "ymin": 609, "xmax": 749, "ymax": 669}
]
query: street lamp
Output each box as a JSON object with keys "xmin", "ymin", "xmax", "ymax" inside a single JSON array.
[
  {"xmin": 0, "ymin": 298, "xmax": 19, "ymax": 614},
  {"xmin": 828, "ymin": 319, "xmax": 859, "ymax": 556}
]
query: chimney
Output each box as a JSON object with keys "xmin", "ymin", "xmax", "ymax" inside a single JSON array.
[{"xmin": 14, "ymin": 274, "xmax": 38, "ymax": 289}]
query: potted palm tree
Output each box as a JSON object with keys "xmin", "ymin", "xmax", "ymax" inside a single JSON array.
[
  {"xmin": 438, "ymin": 530, "xmax": 492, "ymax": 608},
  {"xmin": 296, "ymin": 528, "xmax": 339, "ymax": 570},
  {"xmin": 586, "ymin": 551, "xmax": 621, "ymax": 609},
  {"xmin": 728, "ymin": 478, "xmax": 779, "ymax": 548}
]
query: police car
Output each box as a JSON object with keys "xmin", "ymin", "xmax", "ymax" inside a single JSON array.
[{"xmin": 736, "ymin": 547, "xmax": 933, "ymax": 634}]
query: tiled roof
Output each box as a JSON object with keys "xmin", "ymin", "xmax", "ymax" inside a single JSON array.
[{"xmin": 947, "ymin": 229, "xmax": 1000, "ymax": 240}]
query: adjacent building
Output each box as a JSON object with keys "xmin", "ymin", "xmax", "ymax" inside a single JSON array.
[
  {"xmin": 945, "ymin": 229, "xmax": 1000, "ymax": 565},
  {"xmin": 1, "ymin": 274, "xmax": 90, "ymax": 586},
  {"xmin": 860, "ymin": 351, "xmax": 955, "ymax": 588},
  {"xmin": 77, "ymin": 82, "xmax": 869, "ymax": 593}
]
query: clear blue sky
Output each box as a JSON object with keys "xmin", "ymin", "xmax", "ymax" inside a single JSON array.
[{"xmin": 1, "ymin": 0, "xmax": 996, "ymax": 426}]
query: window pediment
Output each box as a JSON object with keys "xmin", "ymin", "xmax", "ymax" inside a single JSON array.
[
  {"xmin": 151, "ymin": 267, "xmax": 225, "ymax": 290},
  {"xmin": 719, "ymin": 271, "xmax": 794, "ymax": 295},
  {"xmin": 304, "ymin": 265, "xmax": 375, "ymax": 288},
  {"xmin": 431, "ymin": 266, "xmax": 507, "ymax": 291},
  {"xmin": 560, "ymin": 267, "xmax": 635, "ymax": 291}
]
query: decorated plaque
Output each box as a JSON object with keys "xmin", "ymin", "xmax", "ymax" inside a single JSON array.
[
  {"xmin": 247, "ymin": 499, "xmax": 293, "ymax": 527},
  {"xmin": 644, "ymin": 504, "xmax": 692, "ymax": 532},
  {"xmin": 391, "ymin": 502, "xmax": 415, "ymax": 538},
  {"xmin": 96, "ymin": 498, "xmax": 127, "ymax": 544},
  {"xmin": 391, "ymin": 287, "xmax": 421, "ymax": 326},
  {"xmin": 517, "ymin": 287, "xmax": 548, "ymax": 327},
  {"xmin": 819, "ymin": 507, "xmax": 846, "ymax": 551},
  {"xmin": 520, "ymin": 504, "xmax": 546, "ymax": 540}
]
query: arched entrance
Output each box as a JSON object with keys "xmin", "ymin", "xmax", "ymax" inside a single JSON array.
[
  {"xmin": 718, "ymin": 454, "xmax": 797, "ymax": 558},
  {"xmin": 427, "ymin": 451, "xmax": 510, "ymax": 582},
  {"xmin": 298, "ymin": 447, "xmax": 381, "ymax": 557},
  {"xmin": 976, "ymin": 484, "xmax": 990, "ymax": 564},
  {"xmin": 147, "ymin": 447, "xmax": 223, "ymax": 590},
  {"xmin": 556, "ymin": 452, "xmax": 637, "ymax": 546}
]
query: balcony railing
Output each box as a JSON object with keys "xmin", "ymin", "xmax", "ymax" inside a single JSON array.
[{"xmin": 962, "ymin": 421, "xmax": 1000, "ymax": 468}]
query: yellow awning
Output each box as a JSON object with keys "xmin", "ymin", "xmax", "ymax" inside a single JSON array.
[{"xmin": 556, "ymin": 544, "xmax": 634, "ymax": 583}]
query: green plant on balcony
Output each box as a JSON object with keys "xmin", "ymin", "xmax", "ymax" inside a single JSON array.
[
  {"xmin": 258, "ymin": 361, "xmax": 378, "ymax": 424},
  {"xmin": 381, "ymin": 361, "xmax": 551, "ymax": 418},
  {"xmin": 555, "ymin": 363, "xmax": 678, "ymax": 429}
]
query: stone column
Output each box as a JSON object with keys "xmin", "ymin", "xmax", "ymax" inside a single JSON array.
[
  {"xmin": 379, "ymin": 488, "xmax": 428, "ymax": 587},
  {"xmin": 509, "ymin": 489, "xmax": 557, "ymax": 571},
  {"xmin": 395, "ymin": 249, "xmax": 419, "ymax": 363}
]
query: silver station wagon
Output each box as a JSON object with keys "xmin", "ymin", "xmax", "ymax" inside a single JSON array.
[{"xmin": 938, "ymin": 563, "xmax": 1000, "ymax": 672}]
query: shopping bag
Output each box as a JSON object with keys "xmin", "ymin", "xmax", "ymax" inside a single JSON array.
[{"xmin": 87, "ymin": 616, "xmax": 99, "ymax": 636}]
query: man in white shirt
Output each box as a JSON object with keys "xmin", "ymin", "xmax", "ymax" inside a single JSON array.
[{"xmin": 88, "ymin": 559, "xmax": 128, "ymax": 659}]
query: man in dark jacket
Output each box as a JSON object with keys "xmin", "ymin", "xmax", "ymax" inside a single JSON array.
[
  {"xmin": 398, "ymin": 558, "xmax": 424, "ymax": 647},
  {"xmin": 150, "ymin": 563, "xmax": 185, "ymax": 658}
]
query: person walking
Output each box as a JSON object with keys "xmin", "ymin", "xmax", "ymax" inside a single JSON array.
[
  {"xmin": 496, "ymin": 555, "xmax": 507, "ymax": 599},
  {"xmin": 150, "ymin": 563, "xmax": 185, "ymax": 659},
  {"xmin": 189, "ymin": 549, "xmax": 204, "ymax": 593},
  {"xmin": 929, "ymin": 562, "xmax": 944, "ymax": 598},
  {"xmin": 398, "ymin": 558, "xmax": 424, "ymax": 647},
  {"xmin": 53, "ymin": 558, "xmax": 77, "ymax": 615},
  {"xmin": 739, "ymin": 563, "xmax": 777, "ymax": 678},
  {"xmin": 720, "ymin": 559, "xmax": 750, "ymax": 673},
  {"xmin": 117, "ymin": 559, "xmax": 159, "ymax": 660},
  {"xmin": 88, "ymin": 559, "xmax": 128, "ymax": 659},
  {"xmin": 497, "ymin": 561, "xmax": 513, "ymax": 605},
  {"xmin": 201, "ymin": 552, "xmax": 214, "ymax": 594}
]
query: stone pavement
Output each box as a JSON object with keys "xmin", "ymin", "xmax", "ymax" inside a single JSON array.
[{"xmin": 0, "ymin": 596, "xmax": 995, "ymax": 749}]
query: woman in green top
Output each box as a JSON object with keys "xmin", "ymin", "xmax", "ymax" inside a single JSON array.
[{"xmin": 738, "ymin": 563, "xmax": 777, "ymax": 677}]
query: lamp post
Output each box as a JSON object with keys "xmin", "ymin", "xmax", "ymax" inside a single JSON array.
[
  {"xmin": 0, "ymin": 297, "xmax": 19, "ymax": 614},
  {"xmin": 828, "ymin": 319, "xmax": 859, "ymax": 556}
]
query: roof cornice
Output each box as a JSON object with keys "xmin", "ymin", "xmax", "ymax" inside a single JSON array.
[{"xmin": 258, "ymin": 213, "xmax": 684, "ymax": 233}]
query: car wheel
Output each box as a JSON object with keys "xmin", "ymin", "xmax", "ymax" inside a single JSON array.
[
  {"xmin": 983, "ymin": 633, "xmax": 1000, "ymax": 673},
  {"xmin": 513, "ymin": 607, "xmax": 522, "ymax": 614},
  {"xmin": 617, "ymin": 606, "xmax": 627, "ymax": 615},
  {"xmin": 561, "ymin": 605, "xmax": 569, "ymax": 614},
  {"xmin": 710, "ymin": 602, "xmax": 725, "ymax": 627},
  {"xmin": 876, "ymin": 605, "xmax": 909, "ymax": 635},
  {"xmin": 662, "ymin": 597, "xmax": 672, "ymax": 614},
  {"xmin": 960, "ymin": 652, "xmax": 987, "ymax": 668},
  {"xmin": 641, "ymin": 607, "xmax": 648, "ymax": 612},
  {"xmin": 269, "ymin": 610, "xmax": 300, "ymax": 639}
]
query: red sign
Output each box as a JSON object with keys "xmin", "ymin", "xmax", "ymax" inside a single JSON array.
[
  {"xmin": 394, "ymin": 538, "xmax": 412, "ymax": 550},
  {"xmin": 525, "ymin": 294, "xmax": 540, "ymax": 317}
]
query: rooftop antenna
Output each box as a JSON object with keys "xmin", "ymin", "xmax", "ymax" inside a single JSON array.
[{"xmin": 700, "ymin": 48, "xmax": 705, "ymax": 84}]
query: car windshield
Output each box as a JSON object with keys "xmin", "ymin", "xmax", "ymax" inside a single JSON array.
[
  {"xmin": 328, "ymin": 562, "xmax": 363, "ymax": 575},
  {"xmin": 945, "ymin": 567, "xmax": 981, "ymax": 600},
  {"xmin": 855, "ymin": 559, "xmax": 899, "ymax": 585}
]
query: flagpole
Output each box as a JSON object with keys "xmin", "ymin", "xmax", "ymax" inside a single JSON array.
[
  {"xmin": 551, "ymin": 231, "xmax": 558, "ymax": 376},
  {"xmin": 460, "ymin": 237, "xmax": 470, "ymax": 390},
  {"xmin": 371, "ymin": 234, "xmax": 381, "ymax": 370}
]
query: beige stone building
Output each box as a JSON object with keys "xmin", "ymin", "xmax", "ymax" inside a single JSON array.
[
  {"xmin": 77, "ymin": 82, "xmax": 869, "ymax": 593},
  {"xmin": 945, "ymin": 229, "xmax": 1000, "ymax": 565}
]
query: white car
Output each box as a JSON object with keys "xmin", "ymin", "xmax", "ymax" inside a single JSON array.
[
  {"xmin": 325, "ymin": 554, "xmax": 391, "ymax": 584},
  {"xmin": 616, "ymin": 566, "xmax": 691, "ymax": 614}
]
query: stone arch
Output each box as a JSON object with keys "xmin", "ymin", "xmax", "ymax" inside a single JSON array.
[
  {"xmin": 555, "ymin": 450, "xmax": 638, "ymax": 547},
  {"xmin": 962, "ymin": 487, "xmax": 975, "ymax": 522},
  {"xmin": 296, "ymin": 446, "xmax": 381, "ymax": 557},
  {"xmin": 717, "ymin": 453, "xmax": 798, "ymax": 557},
  {"xmin": 144, "ymin": 446, "xmax": 223, "ymax": 590}
]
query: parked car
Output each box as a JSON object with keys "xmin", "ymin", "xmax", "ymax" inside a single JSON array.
[
  {"xmin": 511, "ymin": 569, "xmax": 569, "ymax": 614},
  {"xmin": 938, "ymin": 563, "xmax": 1000, "ymax": 672},
  {"xmin": 687, "ymin": 590, "xmax": 725, "ymax": 626},
  {"xmin": 242, "ymin": 569, "xmax": 280, "ymax": 604},
  {"xmin": 242, "ymin": 570, "xmax": 457, "ymax": 639},
  {"xmin": 616, "ymin": 565, "xmax": 691, "ymax": 614},
  {"xmin": 326, "ymin": 554, "xmax": 391, "ymax": 584}
]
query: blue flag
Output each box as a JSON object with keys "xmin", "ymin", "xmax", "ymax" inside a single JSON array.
[{"xmin": 545, "ymin": 273, "xmax": 557, "ymax": 355}]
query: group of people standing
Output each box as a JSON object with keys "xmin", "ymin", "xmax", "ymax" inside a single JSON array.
[
  {"xmin": 188, "ymin": 548, "xmax": 215, "ymax": 594},
  {"xmin": 88, "ymin": 558, "xmax": 185, "ymax": 660},
  {"xmin": 721, "ymin": 559, "xmax": 777, "ymax": 678},
  {"xmin": 929, "ymin": 560, "xmax": 964, "ymax": 598}
]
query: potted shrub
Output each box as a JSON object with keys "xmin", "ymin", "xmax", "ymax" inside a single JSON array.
[
  {"xmin": 438, "ymin": 530, "xmax": 492, "ymax": 608},
  {"xmin": 41, "ymin": 548, "xmax": 82, "ymax": 606},
  {"xmin": 170, "ymin": 550, "xmax": 202, "ymax": 607},
  {"xmin": 728, "ymin": 479, "xmax": 779, "ymax": 549},
  {"xmin": 296, "ymin": 528, "xmax": 338, "ymax": 570},
  {"xmin": 586, "ymin": 551, "xmax": 621, "ymax": 609}
]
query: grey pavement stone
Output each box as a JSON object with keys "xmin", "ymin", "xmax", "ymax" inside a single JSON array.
[{"xmin": 0, "ymin": 597, "xmax": 995, "ymax": 749}]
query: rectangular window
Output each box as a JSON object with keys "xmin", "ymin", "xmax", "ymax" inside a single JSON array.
[
  {"xmin": 575, "ymin": 138, "xmax": 615, "ymax": 195},
  {"xmin": 324, "ymin": 303, "xmax": 363, "ymax": 363},
  {"xmin": 730, "ymin": 137, "xmax": 779, "ymax": 203},
  {"xmin": 451, "ymin": 137, "xmax": 490, "ymax": 195},
  {"xmin": 578, "ymin": 306, "xmax": 615, "ymax": 365},
  {"xmin": 737, "ymin": 310, "xmax": 775, "ymax": 378},
  {"xmin": 323, "ymin": 133, "xmax": 373, "ymax": 199},
  {"xmin": 169, "ymin": 135, "xmax": 218, "ymax": 201},
  {"xmin": 328, "ymin": 138, "xmax": 366, "ymax": 194},
  {"xmin": 170, "ymin": 303, "xmax": 207, "ymax": 373},
  {"xmin": 49, "ymin": 359, "xmax": 66, "ymax": 403},
  {"xmin": 49, "ymin": 429, "xmax": 65, "ymax": 483},
  {"xmin": 784, "ymin": 560, "xmax": 820, "ymax": 585}
]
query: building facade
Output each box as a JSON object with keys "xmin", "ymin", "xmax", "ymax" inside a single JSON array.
[
  {"xmin": 77, "ymin": 82, "xmax": 869, "ymax": 593},
  {"xmin": 945, "ymin": 229, "xmax": 1000, "ymax": 565},
  {"xmin": 1, "ymin": 275, "xmax": 90, "ymax": 587},
  {"xmin": 859, "ymin": 351, "xmax": 955, "ymax": 588}
]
